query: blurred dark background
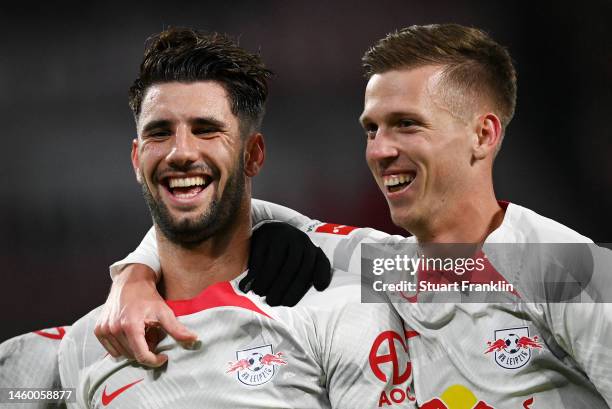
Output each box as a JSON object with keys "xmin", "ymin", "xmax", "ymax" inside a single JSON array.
[{"xmin": 1, "ymin": 1, "xmax": 611, "ymax": 341}]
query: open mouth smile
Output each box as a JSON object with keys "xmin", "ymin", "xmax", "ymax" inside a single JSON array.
[
  {"xmin": 383, "ymin": 172, "xmax": 416, "ymax": 194},
  {"xmin": 160, "ymin": 175, "xmax": 214, "ymax": 203}
]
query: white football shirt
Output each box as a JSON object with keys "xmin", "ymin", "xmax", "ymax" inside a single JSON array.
[{"xmin": 60, "ymin": 267, "xmax": 415, "ymax": 408}]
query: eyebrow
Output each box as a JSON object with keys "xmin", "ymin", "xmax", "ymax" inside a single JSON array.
[
  {"xmin": 190, "ymin": 116, "xmax": 226, "ymax": 129},
  {"xmin": 141, "ymin": 116, "xmax": 227, "ymax": 134},
  {"xmin": 141, "ymin": 119, "xmax": 173, "ymax": 135},
  {"xmin": 359, "ymin": 110, "xmax": 427, "ymax": 127}
]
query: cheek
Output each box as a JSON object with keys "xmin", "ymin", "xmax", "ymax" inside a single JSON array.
[
  {"xmin": 140, "ymin": 142, "xmax": 167, "ymax": 160},
  {"xmin": 216, "ymin": 144, "xmax": 244, "ymax": 182},
  {"xmin": 139, "ymin": 144, "xmax": 167, "ymax": 173},
  {"xmin": 426, "ymin": 144, "xmax": 470, "ymax": 190},
  {"xmin": 365, "ymin": 144, "xmax": 378, "ymax": 174}
]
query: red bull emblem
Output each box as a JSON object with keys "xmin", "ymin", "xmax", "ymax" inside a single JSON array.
[
  {"xmin": 260, "ymin": 352, "xmax": 287, "ymax": 366},
  {"xmin": 485, "ymin": 327, "xmax": 541, "ymax": 369},
  {"xmin": 421, "ymin": 385, "xmax": 494, "ymax": 409},
  {"xmin": 226, "ymin": 359, "xmax": 251, "ymax": 373},
  {"xmin": 226, "ymin": 344, "xmax": 287, "ymax": 386}
]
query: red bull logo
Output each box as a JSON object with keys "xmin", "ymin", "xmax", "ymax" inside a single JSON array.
[
  {"xmin": 421, "ymin": 386, "xmax": 534, "ymax": 409},
  {"xmin": 260, "ymin": 352, "xmax": 287, "ymax": 366},
  {"xmin": 226, "ymin": 345, "xmax": 287, "ymax": 386},
  {"xmin": 421, "ymin": 385, "xmax": 494, "ymax": 409},
  {"xmin": 516, "ymin": 337, "xmax": 541, "ymax": 350},
  {"xmin": 485, "ymin": 327, "xmax": 541, "ymax": 369},
  {"xmin": 226, "ymin": 358, "xmax": 251, "ymax": 373}
]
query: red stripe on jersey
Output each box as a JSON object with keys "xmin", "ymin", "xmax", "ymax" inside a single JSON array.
[
  {"xmin": 166, "ymin": 282, "xmax": 272, "ymax": 319},
  {"xmin": 34, "ymin": 327, "xmax": 66, "ymax": 340},
  {"xmin": 405, "ymin": 330, "xmax": 419, "ymax": 339},
  {"xmin": 314, "ymin": 223, "xmax": 358, "ymax": 235}
]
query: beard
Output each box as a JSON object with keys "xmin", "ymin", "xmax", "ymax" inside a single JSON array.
[{"xmin": 140, "ymin": 155, "xmax": 245, "ymax": 247}]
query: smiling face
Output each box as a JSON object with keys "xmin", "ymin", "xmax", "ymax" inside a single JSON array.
[
  {"xmin": 361, "ymin": 65, "xmax": 478, "ymax": 235},
  {"xmin": 132, "ymin": 81, "xmax": 249, "ymax": 245}
]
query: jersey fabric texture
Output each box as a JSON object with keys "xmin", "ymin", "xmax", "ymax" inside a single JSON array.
[
  {"xmin": 111, "ymin": 199, "xmax": 612, "ymax": 408},
  {"xmin": 61, "ymin": 235, "xmax": 415, "ymax": 408},
  {"xmin": 0, "ymin": 327, "xmax": 68, "ymax": 409},
  {"xmin": 398, "ymin": 203, "xmax": 612, "ymax": 409}
]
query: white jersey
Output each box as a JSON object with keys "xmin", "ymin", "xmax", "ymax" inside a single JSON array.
[
  {"xmin": 399, "ymin": 203, "xmax": 612, "ymax": 409},
  {"xmin": 113, "ymin": 199, "xmax": 612, "ymax": 408},
  {"xmin": 0, "ymin": 327, "xmax": 68, "ymax": 409},
  {"xmin": 61, "ymin": 230, "xmax": 416, "ymax": 408}
]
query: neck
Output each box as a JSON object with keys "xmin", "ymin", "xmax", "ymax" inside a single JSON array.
[
  {"xmin": 413, "ymin": 184, "xmax": 504, "ymax": 244},
  {"xmin": 157, "ymin": 200, "xmax": 252, "ymax": 300}
]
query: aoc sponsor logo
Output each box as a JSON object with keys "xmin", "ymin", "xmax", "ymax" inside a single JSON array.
[
  {"xmin": 226, "ymin": 344, "xmax": 287, "ymax": 386},
  {"xmin": 485, "ymin": 327, "xmax": 541, "ymax": 369},
  {"xmin": 369, "ymin": 330, "xmax": 416, "ymax": 406}
]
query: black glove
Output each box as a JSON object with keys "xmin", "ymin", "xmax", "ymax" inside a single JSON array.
[{"xmin": 239, "ymin": 222, "xmax": 332, "ymax": 306}]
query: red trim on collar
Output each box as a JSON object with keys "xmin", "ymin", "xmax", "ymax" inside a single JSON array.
[{"xmin": 165, "ymin": 281, "xmax": 272, "ymax": 319}]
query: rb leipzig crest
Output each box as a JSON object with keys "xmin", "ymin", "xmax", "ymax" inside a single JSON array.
[
  {"xmin": 226, "ymin": 344, "xmax": 287, "ymax": 386},
  {"xmin": 485, "ymin": 326, "xmax": 541, "ymax": 369}
]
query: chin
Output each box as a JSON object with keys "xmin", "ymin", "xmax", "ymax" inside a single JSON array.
[
  {"xmin": 389, "ymin": 209, "xmax": 410, "ymax": 231},
  {"xmin": 390, "ymin": 206, "xmax": 423, "ymax": 234}
]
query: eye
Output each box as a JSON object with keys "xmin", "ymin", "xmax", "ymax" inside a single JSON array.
[
  {"xmin": 193, "ymin": 127, "xmax": 220, "ymax": 137},
  {"xmin": 363, "ymin": 124, "xmax": 378, "ymax": 140},
  {"xmin": 398, "ymin": 119, "xmax": 416, "ymax": 128},
  {"xmin": 147, "ymin": 130, "xmax": 171, "ymax": 139}
]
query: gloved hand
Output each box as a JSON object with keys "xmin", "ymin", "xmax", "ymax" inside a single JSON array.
[{"xmin": 239, "ymin": 222, "xmax": 332, "ymax": 306}]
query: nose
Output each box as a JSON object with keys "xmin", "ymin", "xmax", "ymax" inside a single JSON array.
[
  {"xmin": 166, "ymin": 125, "xmax": 198, "ymax": 168},
  {"xmin": 366, "ymin": 130, "xmax": 399, "ymax": 166}
]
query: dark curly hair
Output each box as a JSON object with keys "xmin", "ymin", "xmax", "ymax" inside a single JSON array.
[{"xmin": 129, "ymin": 27, "xmax": 272, "ymax": 134}]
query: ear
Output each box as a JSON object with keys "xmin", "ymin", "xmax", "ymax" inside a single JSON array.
[
  {"xmin": 131, "ymin": 138, "xmax": 142, "ymax": 183},
  {"xmin": 472, "ymin": 113, "xmax": 502, "ymax": 160},
  {"xmin": 243, "ymin": 133, "xmax": 265, "ymax": 177}
]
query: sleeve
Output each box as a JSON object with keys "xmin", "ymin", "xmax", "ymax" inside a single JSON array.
[
  {"xmin": 314, "ymin": 301, "xmax": 416, "ymax": 408},
  {"xmin": 250, "ymin": 199, "xmax": 405, "ymax": 274},
  {"xmin": 0, "ymin": 327, "xmax": 69, "ymax": 409},
  {"xmin": 535, "ymin": 244, "xmax": 612, "ymax": 405},
  {"xmin": 305, "ymin": 227, "xmax": 406, "ymax": 279},
  {"xmin": 250, "ymin": 198, "xmax": 315, "ymax": 229},
  {"xmin": 538, "ymin": 301, "xmax": 612, "ymax": 405},
  {"xmin": 109, "ymin": 226, "xmax": 159, "ymax": 280},
  {"xmin": 58, "ymin": 308, "xmax": 107, "ymax": 409}
]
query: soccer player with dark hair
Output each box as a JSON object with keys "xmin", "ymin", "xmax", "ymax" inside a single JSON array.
[
  {"xmin": 106, "ymin": 24, "xmax": 612, "ymax": 408},
  {"xmin": 0, "ymin": 28, "xmax": 334, "ymax": 407},
  {"xmin": 55, "ymin": 28, "xmax": 412, "ymax": 408}
]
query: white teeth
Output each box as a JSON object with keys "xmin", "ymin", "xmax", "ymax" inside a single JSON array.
[
  {"xmin": 168, "ymin": 176, "xmax": 205, "ymax": 188},
  {"xmin": 383, "ymin": 174, "xmax": 415, "ymax": 187}
]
